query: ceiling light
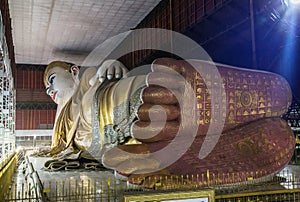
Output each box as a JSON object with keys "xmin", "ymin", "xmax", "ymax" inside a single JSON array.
[{"xmin": 290, "ymin": 0, "xmax": 300, "ymax": 5}]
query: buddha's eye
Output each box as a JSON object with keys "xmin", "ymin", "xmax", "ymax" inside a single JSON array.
[{"xmin": 48, "ymin": 74, "xmax": 55, "ymax": 85}]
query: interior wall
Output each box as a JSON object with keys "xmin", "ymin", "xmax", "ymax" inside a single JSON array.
[
  {"xmin": 15, "ymin": 65, "xmax": 56, "ymax": 130},
  {"xmin": 118, "ymin": 0, "xmax": 229, "ymax": 68},
  {"xmin": 0, "ymin": 0, "xmax": 15, "ymax": 77}
]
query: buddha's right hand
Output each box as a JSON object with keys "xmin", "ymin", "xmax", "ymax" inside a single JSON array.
[{"xmin": 89, "ymin": 59, "xmax": 128, "ymax": 86}]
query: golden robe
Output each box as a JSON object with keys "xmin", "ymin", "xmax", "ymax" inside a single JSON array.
[{"xmin": 51, "ymin": 66, "xmax": 147, "ymax": 155}]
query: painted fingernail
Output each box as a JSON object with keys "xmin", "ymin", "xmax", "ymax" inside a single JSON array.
[
  {"xmin": 115, "ymin": 73, "xmax": 120, "ymax": 78},
  {"xmin": 107, "ymin": 74, "xmax": 113, "ymax": 80}
]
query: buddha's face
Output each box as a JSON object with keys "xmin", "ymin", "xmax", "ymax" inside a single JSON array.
[{"xmin": 45, "ymin": 66, "xmax": 78, "ymax": 106}]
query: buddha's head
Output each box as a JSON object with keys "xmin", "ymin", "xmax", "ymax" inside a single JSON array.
[{"xmin": 44, "ymin": 61, "xmax": 80, "ymax": 106}]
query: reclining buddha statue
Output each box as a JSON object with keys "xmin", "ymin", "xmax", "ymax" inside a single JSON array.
[{"xmin": 43, "ymin": 58, "xmax": 295, "ymax": 188}]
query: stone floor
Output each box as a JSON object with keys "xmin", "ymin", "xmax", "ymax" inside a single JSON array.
[
  {"xmin": 5, "ymin": 151, "xmax": 300, "ymax": 201},
  {"xmin": 6, "ymin": 153, "xmax": 140, "ymax": 201}
]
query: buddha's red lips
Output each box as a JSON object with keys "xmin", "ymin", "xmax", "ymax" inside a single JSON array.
[{"xmin": 52, "ymin": 91, "xmax": 57, "ymax": 101}]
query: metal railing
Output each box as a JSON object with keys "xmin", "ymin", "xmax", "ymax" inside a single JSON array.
[
  {"xmin": 5, "ymin": 155, "xmax": 300, "ymax": 201},
  {"xmin": 5, "ymin": 175, "xmax": 300, "ymax": 202},
  {"xmin": 0, "ymin": 153, "xmax": 17, "ymax": 201}
]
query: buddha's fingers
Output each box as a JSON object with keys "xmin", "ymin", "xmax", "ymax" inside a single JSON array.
[
  {"xmin": 137, "ymin": 104, "xmax": 180, "ymax": 121},
  {"xmin": 147, "ymin": 71, "xmax": 185, "ymax": 90},
  {"xmin": 102, "ymin": 144, "xmax": 151, "ymax": 168},
  {"xmin": 151, "ymin": 58, "xmax": 185, "ymax": 75},
  {"xmin": 141, "ymin": 85, "xmax": 180, "ymax": 105},
  {"xmin": 132, "ymin": 121, "xmax": 179, "ymax": 143},
  {"xmin": 115, "ymin": 158, "xmax": 161, "ymax": 175}
]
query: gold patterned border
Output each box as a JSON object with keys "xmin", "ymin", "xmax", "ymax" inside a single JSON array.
[{"xmin": 124, "ymin": 189, "xmax": 215, "ymax": 202}]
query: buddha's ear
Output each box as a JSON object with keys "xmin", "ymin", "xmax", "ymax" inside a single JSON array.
[{"xmin": 70, "ymin": 65, "xmax": 79, "ymax": 77}]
